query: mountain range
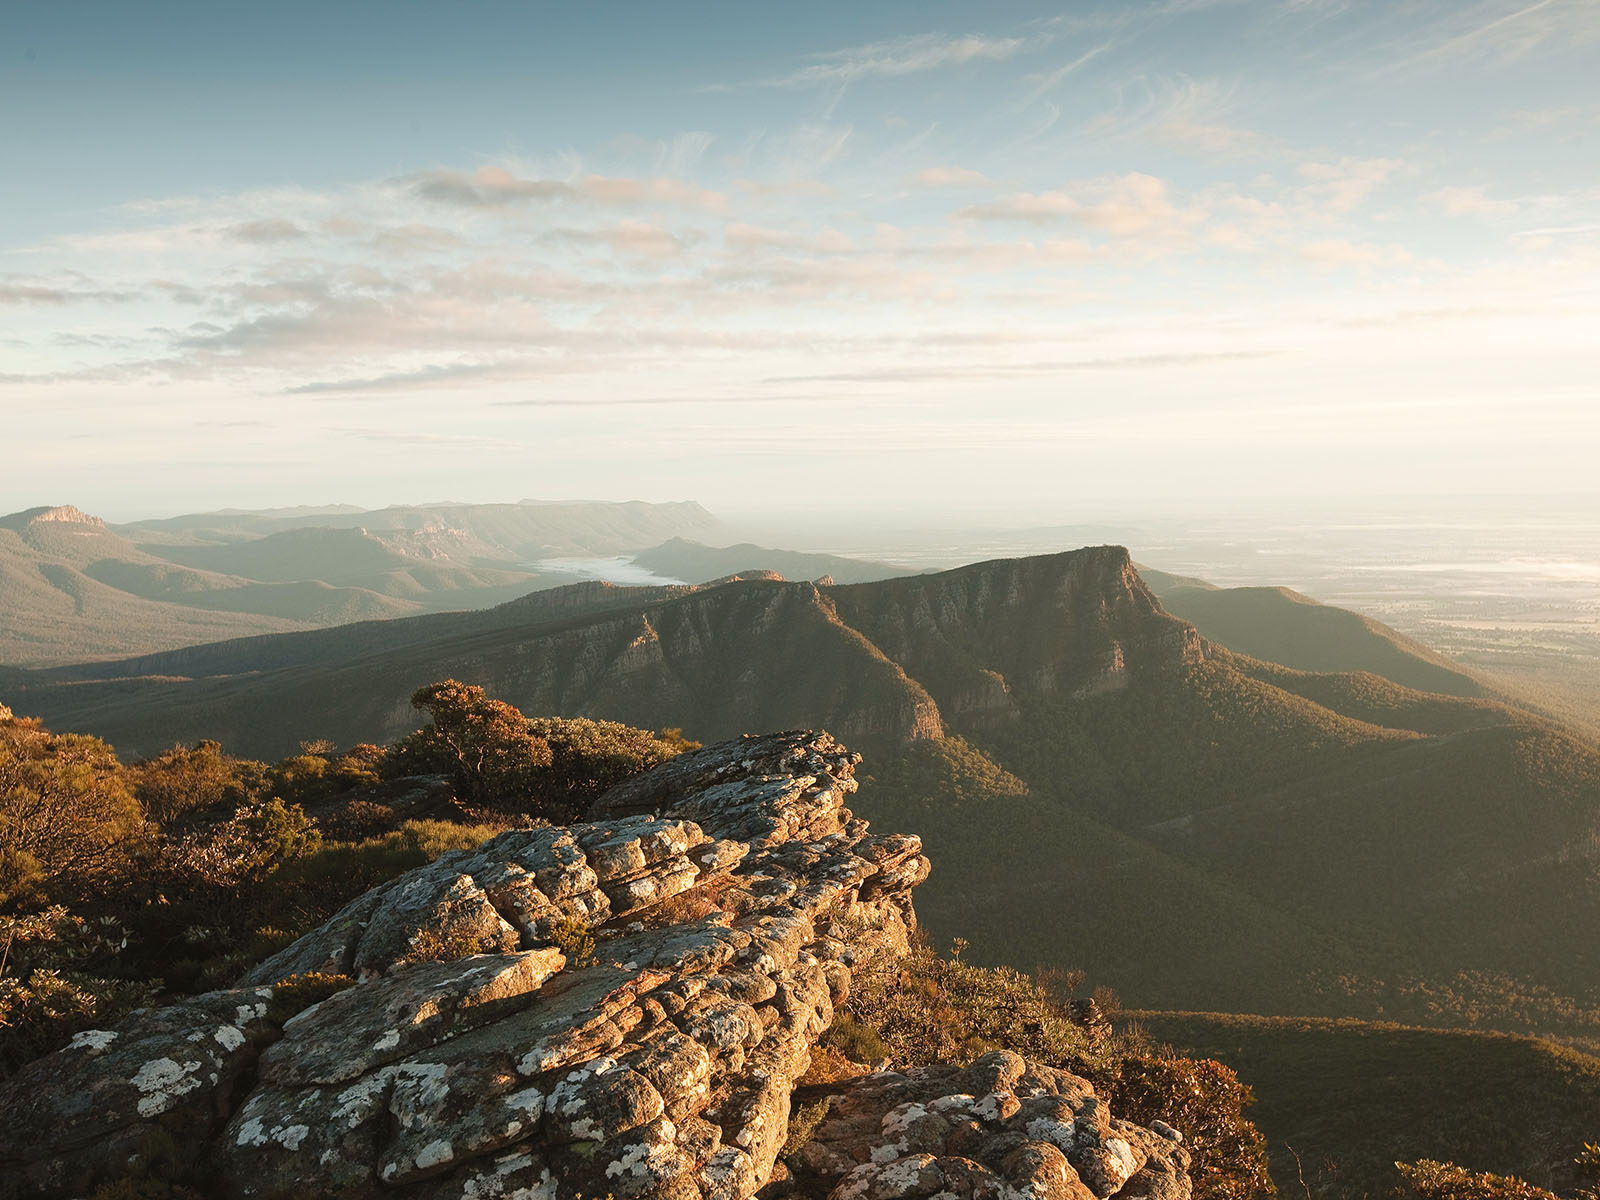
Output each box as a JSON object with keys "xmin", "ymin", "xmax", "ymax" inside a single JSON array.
[
  {"xmin": 0, "ymin": 500, "xmax": 722, "ymax": 666},
  {"xmin": 7, "ymin": 542, "xmax": 1599, "ymax": 1027}
]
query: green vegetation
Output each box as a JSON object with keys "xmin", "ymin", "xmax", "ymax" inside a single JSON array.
[
  {"xmin": 387, "ymin": 681, "xmax": 691, "ymax": 821},
  {"xmin": 1, "ymin": 714, "xmax": 140, "ymax": 903},
  {"xmin": 0, "ymin": 689, "xmax": 688, "ymax": 1078},
  {"xmin": 829, "ymin": 942, "xmax": 1275, "ymax": 1200}
]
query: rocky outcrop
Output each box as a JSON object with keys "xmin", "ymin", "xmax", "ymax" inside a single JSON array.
[
  {"xmin": 0, "ymin": 504, "xmax": 106, "ymax": 531},
  {"xmin": 0, "ymin": 731, "xmax": 1190, "ymax": 1200},
  {"xmin": 778, "ymin": 1050, "xmax": 1189, "ymax": 1200}
]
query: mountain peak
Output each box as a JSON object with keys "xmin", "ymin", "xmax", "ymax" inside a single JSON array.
[{"xmin": 0, "ymin": 504, "xmax": 107, "ymax": 531}]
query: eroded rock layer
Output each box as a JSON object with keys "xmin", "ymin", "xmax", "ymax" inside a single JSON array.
[
  {"xmin": 0, "ymin": 732, "xmax": 1187, "ymax": 1200},
  {"xmin": 778, "ymin": 1049, "xmax": 1190, "ymax": 1200}
]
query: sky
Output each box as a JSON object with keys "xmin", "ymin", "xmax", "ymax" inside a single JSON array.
[{"xmin": 3, "ymin": 0, "xmax": 1598, "ymax": 520}]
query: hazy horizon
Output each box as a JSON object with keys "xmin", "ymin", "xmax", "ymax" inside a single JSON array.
[{"xmin": 6, "ymin": 0, "xmax": 1598, "ymax": 514}]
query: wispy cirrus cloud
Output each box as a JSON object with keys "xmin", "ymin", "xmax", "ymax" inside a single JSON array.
[
  {"xmin": 765, "ymin": 351, "xmax": 1280, "ymax": 384},
  {"xmin": 0, "ymin": 275, "xmax": 139, "ymax": 305},
  {"xmin": 714, "ymin": 30, "xmax": 1040, "ymax": 91}
]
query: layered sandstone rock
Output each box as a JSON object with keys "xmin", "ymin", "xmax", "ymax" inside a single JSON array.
[{"xmin": 776, "ymin": 1049, "xmax": 1190, "ymax": 1200}]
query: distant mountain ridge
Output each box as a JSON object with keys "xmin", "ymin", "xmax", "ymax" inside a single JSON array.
[
  {"xmin": 0, "ymin": 499, "xmax": 724, "ymax": 667},
  {"xmin": 7, "ymin": 545, "xmax": 1188, "ymax": 758}
]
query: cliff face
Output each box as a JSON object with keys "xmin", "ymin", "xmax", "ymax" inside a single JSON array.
[
  {"xmin": 0, "ymin": 732, "xmax": 1190, "ymax": 1200},
  {"xmin": 0, "ymin": 504, "xmax": 107, "ymax": 531},
  {"xmin": 829, "ymin": 546, "xmax": 1206, "ymax": 726}
]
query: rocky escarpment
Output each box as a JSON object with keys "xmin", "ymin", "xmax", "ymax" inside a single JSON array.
[
  {"xmin": 828, "ymin": 547, "xmax": 1207, "ymax": 725},
  {"xmin": 0, "ymin": 504, "xmax": 107, "ymax": 531},
  {"xmin": 0, "ymin": 731, "xmax": 1190, "ymax": 1200}
]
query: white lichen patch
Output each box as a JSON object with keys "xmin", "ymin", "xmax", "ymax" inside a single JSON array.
[
  {"xmin": 276, "ymin": 1124, "xmax": 310, "ymax": 1151},
  {"xmin": 502, "ymin": 1086, "xmax": 544, "ymax": 1117},
  {"xmin": 214, "ymin": 1024, "xmax": 246, "ymax": 1051},
  {"xmin": 372, "ymin": 1029, "xmax": 401, "ymax": 1052},
  {"xmin": 413, "ymin": 1138, "xmax": 454, "ymax": 1169},
  {"xmin": 1026, "ymin": 1117, "xmax": 1078, "ymax": 1152},
  {"xmin": 68, "ymin": 1029, "xmax": 118, "ymax": 1053},
  {"xmin": 236, "ymin": 1002, "xmax": 268, "ymax": 1025},
  {"xmin": 971, "ymin": 1090, "xmax": 1016, "ymax": 1123},
  {"xmin": 881, "ymin": 1101, "xmax": 928, "ymax": 1136},
  {"xmin": 131, "ymin": 1056, "xmax": 206, "ymax": 1117}
]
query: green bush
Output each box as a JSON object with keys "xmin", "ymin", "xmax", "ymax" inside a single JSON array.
[
  {"xmin": 1097, "ymin": 1053, "xmax": 1275, "ymax": 1200},
  {"xmin": 546, "ymin": 915, "xmax": 596, "ymax": 967},
  {"xmin": 1395, "ymin": 1159, "xmax": 1558, "ymax": 1200},
  {"xmin": 0, "ymin": 907, "xmax": 155, "ymax": 1078},
  {"xmin": 126, "ymin": 740, "xmax": 263, "ymax": 826},
  {"xmin": 1, "ymin": 715, "xmax": 141, "ymax": 904},
  {"xmin": 840, "ymin": 943, "xmax": 1100, "ymax": 1073},
  {"xmin": 821, "ymin": 1012, "xmax": 889, "ymax": 1065},
  {"xmin": 384, "ymin": 682, "xmax": 689, "ymax": 820},
  {"xmin": 266, "ymin": 972, "xmax": 355, "ymax": 1023}
]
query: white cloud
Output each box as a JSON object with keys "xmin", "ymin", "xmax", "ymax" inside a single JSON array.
[
  {"xmin": 1296, "ymin": 157, "xmax": 1403, "ymax": 213},
  {"xmin": 224, "ymin": 218, "xmax": 308, "ymax": 244},
  {"xmin": 912, "ymin": 166, "xmax": 992, "ymax": 188},
  {"xmin": 958, "ymin": 173, "xmax": 1205, "ymax": 241},
  {"xmin": 1426, "ymin": 185, "xmax": 1518, "ymax": 217}
]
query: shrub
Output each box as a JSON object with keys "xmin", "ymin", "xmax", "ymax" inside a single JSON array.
[
  {"xmin": 384, "ymin": 682, "xmax": 690, "ymax": 821},
  {"xmin": 394, "ymin": 927, "xmax": 493, "ymax": 967},
  {"xmin": 821, "ymin": 1013, "xmax": 890, "ymax": 1065},
  {"xmin": 0, "ymin": 907, "xmax": 155, "ymax": 1078},
  {"xmin": 266, "ymin": 972, "xmax": 355, "ymax": 1023},
  {"xmin": 1097, "ymin": 1053, "xmax": 1275, "ymax": 1200},
  {"xmin": 385, "ymin": 681, "xmax": 554, "ymax": 809},
  {"xmin": 1395, "ymin": 1160, "xmax": 1558, "ymax": 1200},
  {"xmin": 1, "ymin": 715, "xmax": 141, "ymax": 903},
  {"xmin": 524, "ymin": 716, "xmax": 685, "ymax": 819},
  {"xmin": 546, "ymin": 916, "xmax": 596, "ymax": 967},
  {"xmin": 781, "ymin": 1096, "xmax": 832, "ymax": 1159},
  {"xmin": 839, "ymin": 943, "xmax": 1100, "ymax": 1073},
  {"xmin": 126, "ymin": 741, "xmax": 263, "ymax": 826}
]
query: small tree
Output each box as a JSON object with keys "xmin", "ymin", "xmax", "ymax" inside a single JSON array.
[{"xmin": 386, "ymin": 681, "xmax": 554, "ymax": 809}]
